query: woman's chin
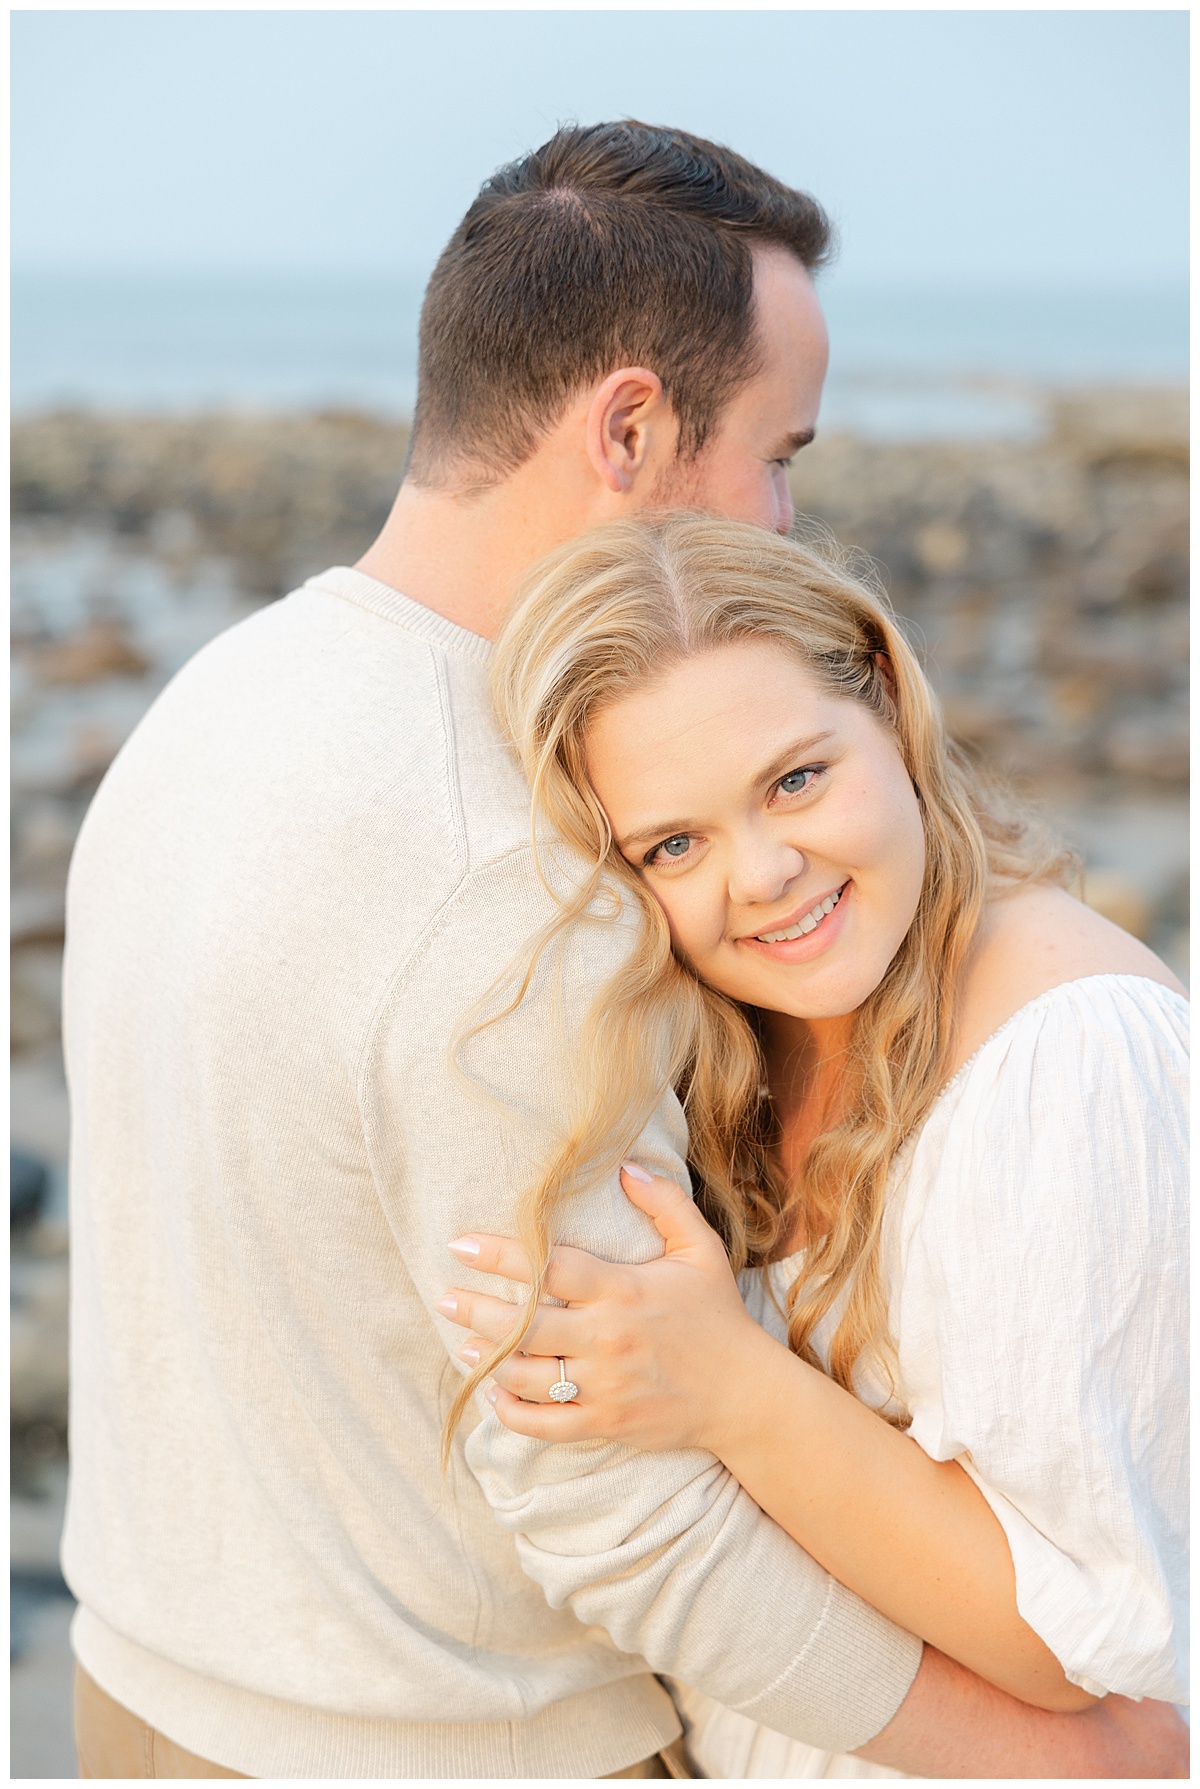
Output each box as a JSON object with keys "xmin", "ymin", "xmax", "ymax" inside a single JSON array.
[
  {"xmin": 717, "ymin": 960, "xmax": 880, "ymax": 1024},
  {"xmin": 759, "ymin": 984, "xmax": 872, "ymax": 1023}
]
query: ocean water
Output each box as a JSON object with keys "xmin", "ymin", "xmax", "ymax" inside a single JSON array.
[{"xmin": 11, "ymin": 272, "xmax": 1189, "ymax": 440}]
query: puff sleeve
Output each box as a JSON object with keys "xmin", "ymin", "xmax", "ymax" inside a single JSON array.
[{"xmin": 892, "ymin": 975, "xmax": 1188, "ymax": 1703}]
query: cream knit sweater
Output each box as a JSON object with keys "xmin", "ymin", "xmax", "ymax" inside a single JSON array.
[{"xmin": 61, "ymin": 567, "xmax": 922, "ymax": 1779}]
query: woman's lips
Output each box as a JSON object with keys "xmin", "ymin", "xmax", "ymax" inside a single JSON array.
[{"xmin": 738, "ymin": 881, "xmax": 852, "ymax": 965}]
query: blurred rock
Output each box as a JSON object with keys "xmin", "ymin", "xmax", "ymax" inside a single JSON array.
[
  {"xmin": 31, "ymin": 616, "xmax": 151, "ymax": 686},
  {"xmin": 1162, "ymin": 929, "xmax": 1189, "ymax": 986},
  {"xmin": 11, "ymin": 1458, "xmax": 69, "ymax": 1574},
  {"xmin": 790, "ymin": 385, "xmax": 1188, "ymax": 801},
  {"xmin": 1081, "ymin": 871, "xmax": 1152, "ymax": 942},
  {"xmin": 13, "ymin": 801, "xmax": 79, "ymax": 888},
  {"xmin": 10, "ymin": 1457, "xmax": 76, "ymax": 1775},
  {"xmin": 914, "ymin": 521, "xmax": 970, "ymax": 576},
  {"xmin": 1050, "ymin": 387, "xmax": 1189, "ymax": 471},
  {"xmin": 11, "ymin": 888, "xmax": 67, "ymax": 947},
  {"xmin": 11, "ymin": 947, "xmax": 65, "ymax": 1054},
  {"xmin": 11, "ymin": 1245, "xmax": 70, "ymax": 1429},
  {"xmin": 1103, "ymin": 713, "xmax": 1190, "ymax": 784},
  {"xmin": 12, "ymin": 408, "xmax": 409, "ymax": 596},
  {"xmin": 11, "ymin": 1148, "xmax": 49, "ymax": 1228},
  {"xmin": 10, "ymin": 1590, "xmax": 78, "ymax": 1778}
]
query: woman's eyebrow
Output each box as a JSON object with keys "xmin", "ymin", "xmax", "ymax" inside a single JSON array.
[
  {"xmin": 758, "ymin": 730, "xmax": 835, "ymax": 785},
  {"xmin": 616, "ymin": 817, "xmax": 698, "ymax": 854},
  {"xmin": 615, "ymin": 731, "xmax": 836, "ymax": 853}
]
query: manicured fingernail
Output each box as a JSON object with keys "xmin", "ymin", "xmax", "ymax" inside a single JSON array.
[
  {"xmin": 456, "ymin": 1343, "xmax": 480, "ymax": 1366},
  {"xmin": 486, "ymin": 1387, "xmax": 500, "ymax": 1404},
  {"xmin": 434, "ymin": 1295, "xmax": 458, "ymax": 1318},
  {"xmin": 448, "ymin": 1237, "xmax": 480, "ymax": 1261},
  {"xmin": 621, "ymin": 1161, "xmax": 654, "ymax": 1183}
]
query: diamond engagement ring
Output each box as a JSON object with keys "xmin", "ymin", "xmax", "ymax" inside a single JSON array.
[{"xmin": 548, "ymin": 1359, "xmax": 579, "ymax": 1403}]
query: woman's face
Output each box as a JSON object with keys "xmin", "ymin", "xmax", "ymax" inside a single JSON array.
[{"xmin": 585, "ymin": 639, "xmax": 926, "ymax": 1021}]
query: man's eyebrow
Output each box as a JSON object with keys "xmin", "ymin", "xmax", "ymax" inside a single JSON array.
[{"xmin": 616, "ymin": 730, "xmax": 836, "ymax": 855}]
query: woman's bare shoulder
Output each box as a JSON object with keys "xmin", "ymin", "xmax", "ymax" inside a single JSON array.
[{"xmin": 949, "ymin": 881, "xmax": 1186, "ymax": 1076}]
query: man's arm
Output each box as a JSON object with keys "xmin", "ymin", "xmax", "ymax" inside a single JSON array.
[
  {"xmin": 363, "ymin": 853, "xmax": 920, "ymax": 1756},
  {"xmin": 860, "ymin": 1646, "xmax": 1189, "ymax": 1778}
]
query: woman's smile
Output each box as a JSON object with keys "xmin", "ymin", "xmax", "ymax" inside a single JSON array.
[{"xmin": 738, "ymin": 879, "xmax": 851, "ymax": 962}]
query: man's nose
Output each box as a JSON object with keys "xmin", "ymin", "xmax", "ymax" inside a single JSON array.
[{"xmin": 772, "ymin": 466, "xmax": 795, "ymax": 536}]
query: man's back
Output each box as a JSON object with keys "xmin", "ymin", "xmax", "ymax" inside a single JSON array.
[{"xmin": 61, "ymin": 569, "xmax": 685, "ymax": 1776}]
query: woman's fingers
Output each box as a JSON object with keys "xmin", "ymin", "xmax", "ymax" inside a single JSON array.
[
  {"xmin": 436, "ymin": 1288, "xmax": 520, "ymax": 1337},
  {"xmin": 481, "ymin": 1347, "xmax": 577, "ymax": 1403},
  {"xmin": 485, "ymin": 1383, "xmax": 601, "ymax": 1443},
  {"xmin": 447, "ymin": 1232, "xmax": 534, "ymax": 1284},
  {"xmin": 436, "ymin": 1288, "xmax": 583, "ymax": 1356},
  {"xmin": 446, "ymin": 1233, "xmax": 617, "ymax": 1303},
  {"xmin": 619, "ymin": 1164, "xmax": 720, "ymax": 1256}
]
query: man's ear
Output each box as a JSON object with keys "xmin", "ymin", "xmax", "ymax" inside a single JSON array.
[
  {"xmin": 873, "ymin": 650, "xmax": 899, "ymax": 705},
  {"xmin": 585, "ymin": 367, "xmax": 669, "ymax": 494}
]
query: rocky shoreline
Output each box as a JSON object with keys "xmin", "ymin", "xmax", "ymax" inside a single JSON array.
[{"xmin": 9, "ymin": 387, "xmax": 1190, "ymax": 1447}]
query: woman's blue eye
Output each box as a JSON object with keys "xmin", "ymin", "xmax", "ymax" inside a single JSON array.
[
  {"xmin": 778, "ymin": 768, "xmax": 813, "ymax": 795},
  {"xmin": 659, "ymin": 835, "xmax": 691, "ymax": 858}
]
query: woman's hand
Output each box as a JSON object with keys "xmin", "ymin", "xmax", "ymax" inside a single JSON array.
[
  {"xmin": 435, "ymin": 1165, "xmax": 776, "ymax": 1453},
  {"xmin": 437, "ymin": 1179, "xmax": 1105, "ymax": 1719}
]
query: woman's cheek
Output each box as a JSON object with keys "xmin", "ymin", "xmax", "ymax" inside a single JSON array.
[
  {"xmin": 855, "ymin": 780, "xmax": 926, "ymax": 942},
  {"xmin": 657, "ymin": 886, "xmax": 720, "ymax": 973}
]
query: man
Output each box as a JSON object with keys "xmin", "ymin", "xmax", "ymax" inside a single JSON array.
[{"xmin": 63, "ymin": 121, "xmax": 1185, "ymax": 1778}]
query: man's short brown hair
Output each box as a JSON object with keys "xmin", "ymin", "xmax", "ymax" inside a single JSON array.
[{"xmin": 408, "ymin": 120, "xmax": 832, "ymax": 487}]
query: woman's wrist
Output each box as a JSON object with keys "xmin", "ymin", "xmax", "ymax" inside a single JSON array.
[{"xmin": 697, "ymin": 1314, "xmax": 799, "ymax": 1460}]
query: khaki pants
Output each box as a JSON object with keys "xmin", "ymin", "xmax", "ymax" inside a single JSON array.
[{"xmin": 74, "ymin": 1664, "xmax": 691, "ymax": 1778}]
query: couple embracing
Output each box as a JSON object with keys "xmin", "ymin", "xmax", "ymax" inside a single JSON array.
[{"xmin": 63, "ymin": 122, "xmax": 1187, "ymax": 1778}]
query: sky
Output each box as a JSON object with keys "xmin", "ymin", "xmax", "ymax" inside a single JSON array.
[{"xmin": 10, "ymin": 8, "xmax": 1189, "ymax": 291}]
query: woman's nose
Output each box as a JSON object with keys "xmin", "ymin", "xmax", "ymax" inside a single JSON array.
[{"xmin": 727, "ymin": 838, "xmax": 805, "ymax": 908}]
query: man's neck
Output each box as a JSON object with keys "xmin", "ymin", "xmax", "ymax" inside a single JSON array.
[{"xmin": 355, "ymin": 450, "xmax": 613, "ymax": 643}]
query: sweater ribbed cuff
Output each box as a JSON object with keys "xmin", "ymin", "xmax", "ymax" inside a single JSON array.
[{"xmin": 732, "ymin": 1577, "xmax": 924, "ymax": 1755}]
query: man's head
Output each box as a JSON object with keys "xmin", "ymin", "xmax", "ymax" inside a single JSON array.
[{"xmin": 407, "ymin": 121, "xmax": 831, "ymax": 532}]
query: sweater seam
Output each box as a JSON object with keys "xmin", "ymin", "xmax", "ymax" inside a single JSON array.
[
  {"xmin": 352, "ymin": 841, "xmax": 538, "ymax": 1114},
  {"xmin": 430, "ymin": 646, "xmax": 470, "ymax": 876},
  {"xmin": 732, "ymin": 1570, "xmax": 839, "ymax": 1711}
]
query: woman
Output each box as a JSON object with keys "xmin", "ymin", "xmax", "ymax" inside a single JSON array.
[{"xmin": 437, "ymin": 515, "xmax": 1187, "ymax": 1777}]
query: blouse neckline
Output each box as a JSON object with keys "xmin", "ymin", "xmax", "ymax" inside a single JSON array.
[
  {"xmin": 931, "ymin": 970, "xmax": 1185, "ymax": 1112},
  {"xmin": 763, "ymin": 972, "xmax": 1185, "ymax": 1278}
]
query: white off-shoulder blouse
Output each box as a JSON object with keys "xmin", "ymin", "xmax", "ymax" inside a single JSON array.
[{"xmin": 673, "ymin": 973, "xmax": 1188, "ymax": 1779}]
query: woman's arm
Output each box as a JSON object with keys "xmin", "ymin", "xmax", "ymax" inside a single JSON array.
[
  {"xmin": 438, "ymin": 1168, "xmax": 1094, "ymax": 1715},
  {"xmin": 692, "ymin": 1306, "xmax": 1095, "ymax": 1716}
]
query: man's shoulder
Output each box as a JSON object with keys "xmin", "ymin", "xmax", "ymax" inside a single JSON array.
[
  {"xmin": 70, "ymin": 569, "xmax": 545, "ymax": 988},
  {"xmin": 100, "ymin": 565, "xmax": 531, "ymax": 861},
  {"xmin": 293, "ymin": 566, "xmax": 539, "ymax": 873},
  {"xmin": 367, "ymin": 850, "xmax": 645, "ymax": 1070}
]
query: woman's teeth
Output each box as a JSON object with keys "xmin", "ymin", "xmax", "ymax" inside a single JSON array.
[{"xmin": 757, "ymin": 886, "xmax": 844, "ymax": 944}]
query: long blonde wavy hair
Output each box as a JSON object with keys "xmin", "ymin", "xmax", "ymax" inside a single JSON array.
[{"xmin": 444, "ymin": 513, "xmax": 1074, "ymax": 1453}]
